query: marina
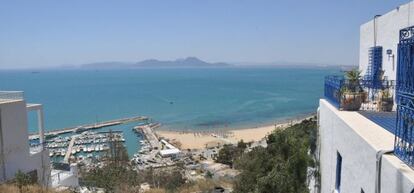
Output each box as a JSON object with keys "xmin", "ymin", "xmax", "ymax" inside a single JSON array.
[
  {"xmin": 29, "ymin": 115, "xmax": 149, "ymax": 140},
  {"xmin": 28, "ymin": 115, "xmax": 151, "ymax": 166},
  {"xmin": 44, "ymin": 131, "xmax": 124, "ymax": 160}
]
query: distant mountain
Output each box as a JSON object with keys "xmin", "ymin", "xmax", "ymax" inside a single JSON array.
[
  {"xmin": 81, "ymin": 62, "xmax": 135, "ymax": 69},
  {"xmin": 81, "ymin": 57, "xmax": 232, "ymax": 69}
]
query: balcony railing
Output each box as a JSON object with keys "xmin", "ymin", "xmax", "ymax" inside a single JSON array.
[
  {"xmin": 324, "ymin": 75, "xmax": 395, "ymax": 111},
  {"xmin": 324, "ymin": 75, "xmax": 344, "ymax": 109},
  {"xmin": 394, "ymin": 25, "xmax": 414, "ymax": 168},
  {"xmin": 0, "ymin": 91, "xmax": 24, "ymax": 101}
]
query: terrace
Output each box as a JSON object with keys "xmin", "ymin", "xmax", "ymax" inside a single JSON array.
[
  {"xmin": 323, "ymin": 25, "xmax": 414, "ymax": 168},
  {"xmin": 324, "ymin": 75, "xmax": 397, "ymax": 132}
]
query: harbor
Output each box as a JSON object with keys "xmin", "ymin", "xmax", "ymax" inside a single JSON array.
[
  {"xmin": 29, "ymin": 115, "xmax": 152, "ymax": 166},
  {"xmin": 44, "ymin": 131, "xmax": 124, "ymax": 161},
  {"xmin": 133, "ymin": 123, "xmax": 162, "ymax": 149},
  {"xmin": 29, "ymin": 115, "xmax": 149, "ymax": 140}
]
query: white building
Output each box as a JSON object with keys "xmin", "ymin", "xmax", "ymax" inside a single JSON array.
[
  {"xmin": 360, "ymin": 1, "xmax": 414, "ymax": 81},
  {"xmin": 0, "ymin": 91, "xmax": 50, "ymax": 186},
  {"xmin": 159, "ymin": 139, "xmax": 181, "ymax": 157},
  {"xmin": 319, "ymin": 1, "xmax": 414, "ymax": 193},
  {"xmin": 0, "ymin": 91, "xmax": 79, "ymax": 188}
]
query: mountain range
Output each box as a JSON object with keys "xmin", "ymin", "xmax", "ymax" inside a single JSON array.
[{"xmin": 81, "ymin": 57, "xmax": 232, "ymax": 69}]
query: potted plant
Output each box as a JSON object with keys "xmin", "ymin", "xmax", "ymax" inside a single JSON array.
[
  {"xmin": 379, "ymin": 88, "xmax": 393, "ymax": 112},
  {"xmin": 340, "ymin": 69, "xmax": 365, "ymax": 111}
]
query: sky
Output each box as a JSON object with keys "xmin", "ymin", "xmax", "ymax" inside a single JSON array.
[{"xmin": 0, "ymin": 0, "xmax": 411, "ymax": 69}]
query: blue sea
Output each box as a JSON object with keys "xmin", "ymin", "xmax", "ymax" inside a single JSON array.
[{"xmin": 0, "ymin": 67, "xmax": 338, "ymax": 155}]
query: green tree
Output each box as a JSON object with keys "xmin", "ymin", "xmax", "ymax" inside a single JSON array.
[
  {"xmin": 216, "ymin": 140, "xmax": 248, "ymax": 167},
  {"xmin": 15, "ymin": 170, "xmax": 32, "ymax": 193},
  {"xmin": 233, "ymin": 118, "xmax": 317, "ymax": 193},
  {"xmin": 81, "ymin": 163, "xmax": 144, "ymax": 193}
]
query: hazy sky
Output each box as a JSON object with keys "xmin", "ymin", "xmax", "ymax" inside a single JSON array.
[{"xmin": 0, "ymin": 0, "xmax": 411, "ymax": 69}]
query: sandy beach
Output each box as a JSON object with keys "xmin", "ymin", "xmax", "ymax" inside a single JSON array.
[{"xmin": 156, "ymin": 115, "xmax": 314, "ymax": 149}]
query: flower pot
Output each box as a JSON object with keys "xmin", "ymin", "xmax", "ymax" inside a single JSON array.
[
  {"xmin": 361, "ymin": 91, "xmax": 368, "ymax": 103},
  {"xmin": 341, "ymin": 92, "xmax": 363, "ymax": 111},
  {"xmin": 380, "ymin": 97, "xmax": 394, "ymax": 112}
]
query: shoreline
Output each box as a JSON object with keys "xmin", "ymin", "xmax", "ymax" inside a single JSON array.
[
  {"xmin": 158, "ymin": 111, "xmax": 316, "ymax": 132},
  {"xmin": 156, "ymin": 113, "xmax": 316, "ymax": 149}
]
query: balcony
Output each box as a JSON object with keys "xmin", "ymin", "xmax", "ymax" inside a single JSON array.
[
  {"xmin": 323, "ymin": 25, "xmax": 414, "ymax": 169},
  {"xmin": 324, "ymin": 74, "xmax": 398, "ymax": 133},
  {"xmin": 324, "ymin": 75, "xmax": 395, "ymax": 112}
]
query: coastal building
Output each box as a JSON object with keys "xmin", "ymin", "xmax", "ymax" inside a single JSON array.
[
  {"xmin": 0, "ymin": 91, "xmax": 50, "ymax": 186},
  {"xmin": 319, "ymin": 1, "xmax": 414, "ymax": 193},
  {"xmin": 159, "ymin": 139, "xmax": 181, "ymax": 157},
  {"xmin": 0, "ymin": 91, "xmax": 78, "ymax": 188}
]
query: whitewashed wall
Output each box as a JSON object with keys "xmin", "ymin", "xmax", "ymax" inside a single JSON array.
[
  {"xmin": 359, "ymin": 1, "xmax": 414, "ymax": 81},
  {"xmin": 0, "ymin": 100, "xmax": 50, "ymax": 186},
  {"xmin": 319, "ymin": 99, "xmax": 414, "ymax": 193}
]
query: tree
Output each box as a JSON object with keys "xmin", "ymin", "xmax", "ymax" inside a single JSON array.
[
  {"xmin": 215, "ymin": 144, "xmax": 238, "ymax": 167},
  {"xmin": 81, "ymin": 163, "xmax": 144, "ymax": 193},
  {"xmin": 216, "ymin": 140, "xmax": 248, "ymax": 167},
  {"xmin": 232, "ymin": 118, "xmax": 317, "ymax": 193},
  {"xmin": 237, "ymin": 140, "xmax": 247, "ymax": 149},
  {"xmin": 15, "ymin": 170, "xmax": 32, "ymax": 193},
  {"xmin": 106, "ymin": 130, "xmax": 129, "ymax": 165},
  {"xmin": 205, "ymin": 171, "xmax": 213, "ymax": 179}
]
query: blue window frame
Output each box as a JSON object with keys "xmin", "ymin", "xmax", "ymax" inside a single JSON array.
[{"xmin": 335, "ymin": 152, "xmax": 342, "ymax": 192}]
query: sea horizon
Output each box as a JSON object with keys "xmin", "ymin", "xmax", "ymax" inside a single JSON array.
[{"xmin": 1, "ymin": 66, "xmax": 338, "ymax": 155}]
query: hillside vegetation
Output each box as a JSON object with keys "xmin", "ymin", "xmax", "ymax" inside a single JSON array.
[{"xmin": 214, "ymin": 118, "xmax": 317, "ymax": 193}]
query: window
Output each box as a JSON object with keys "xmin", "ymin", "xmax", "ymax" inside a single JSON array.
[{"xmin": 335, "ymin": 152, "xmax": 342, "ymax": 192}]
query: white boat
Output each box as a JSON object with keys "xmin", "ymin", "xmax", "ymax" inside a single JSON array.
[{"xmin": 102, "ymin": 144, "xmax": 109, "ymax": 150}]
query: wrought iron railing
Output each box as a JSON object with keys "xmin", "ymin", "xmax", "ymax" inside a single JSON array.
[
  {"xmin": 324, "ymin": 75, "xmax": 344, "ymax": 108},
  {"xmin": 394, "ymin": 25, "xmax": 414, "ymax": 167},
  {"xmin": 324, "ymin": 75, "xmax": 395, "ymax": 111},
  {"xmin": 0, "ymin": 91, "xmax": 24, "ymax": 101}
]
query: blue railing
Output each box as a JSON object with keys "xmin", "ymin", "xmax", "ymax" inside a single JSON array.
[
  {"xmin": 394, "ymin": 25, "xmax": 414, "ymax": 167},
  {"xmin": 364, "ymin": 46, "xmax": 383, "ymax": 89},
  {"xmin": 324, "ymin": 75, "xmax": 344, "ymax": 108},
  {"xmin": 324, "ymin": 75, "xmax": 395, "ymax": 111}
]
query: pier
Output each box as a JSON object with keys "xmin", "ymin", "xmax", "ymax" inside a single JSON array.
[
  {"xmin": 134, "ymin": 123, "xmax": 161, "ymax": 150},
  {"xmin": 29, "ymin": 116, "xmax": 149, "ymax": 140},
  {"xmin": 63, "ymin": 135, "xmax": 77, "ymax": 163}
]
